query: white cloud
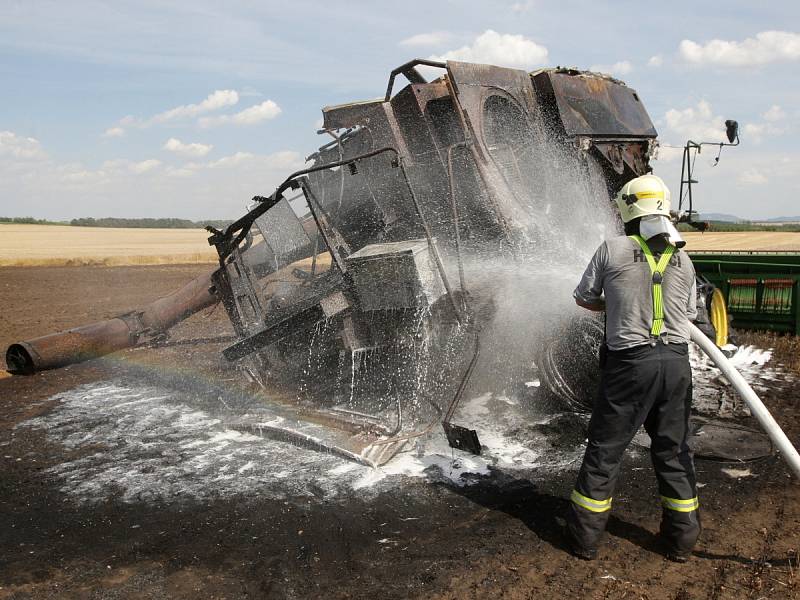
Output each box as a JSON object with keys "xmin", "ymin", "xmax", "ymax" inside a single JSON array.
[
  {"xmin": 1, "ymin": 147, "xmax": 305, "ymax": 219},
  {"xmin": 743, "ymin": 121, "xmax": 785, "ymax": 142},
  {"xmin": 399, "ymin": 31, "xmax": 452, "ymax": 47},
  {"xmin": 589, "ymin": 60, "xmax": 633, "ymax": 76},
  {"xmin": 679, "ymin": 31, "xmax": 800, "ymax": 67},
  {"xmin": 198, "ymin": 100, "xmax": 282, "ymax": 128},
  {"xmin": 741, "ymin": 105, "xmax": 789, "ymax": 142},
  {"xmin": 208, "ymin": 151, "xmax": 254, "ymax": 168},
  {"xmin": 430, "ymin": 30, "xmax": 548, "ymax": 71},
  {"xmin": 744, "ymin": 123, "xmax": 765, "ymax": 139},
  {"xmin": 163, "ymin": 137, "xmax": 213, "ymax": 158},
  {"xmin": 102, "ymin": 127, "xmax": 125, "ymax": 138},
  {"xmin": 230, "ymin": 100, "xmax": 282, "ymax": 125},
  {"xmin": 648, "ymin": 55, "xmax": 664, "ymax": 67},
  {"xmin": 510, "ymin": 1, "xmax": 535, "ymax": 13},
  {"xmin": 129, "ymin": 159, "xmax": 161, "ymax": 174},
  {"xmin": 762, "ymin": 105, "xmax": 786, "ymax": 122},
  {"xmin": 206, "ymin": 150, "xmax": 301, "ymax": 171},
  {"xmin": 238, "ymin": 87, "xmax": 264, "ymax": 98},
  {"xmin": 101, "ymin": 159, "xmax": 127, "ymax": 171},
  {"xmin": 101, "ymin": 158, "xmax": 162, "ymax": 175},
  {"xmin": 150, "ymin": 90, "xmax": 239, "ymax": 124},
  {"xmin": 651, "ymin": 144, "xmax": 684, "ymax": 163},
  {"xmin": 66, "ymin": 172, "xmax": 102, "ymax": 184},
  {"xmin": 107, "ymin": 90, "xmax": 240, "ymax": 133},
  {"xmin": 0, "ymin": 131, "xmax": 47, "ymax": 160},
  {"xmin": 738, "ymin": 168, "xmax": 768, "ymax": 185},
  {"xmin": 663, "ymin": 100, "xmax": 727, "ymax": 142},
  {"xmin": 165, "ymin": 166, "xmax": 196, "ymax": 178},
  {"xmin": 60, "ymin": 168, "xmax": 107, "ymax": 185}
]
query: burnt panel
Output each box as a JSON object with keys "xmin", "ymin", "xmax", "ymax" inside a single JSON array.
[
  {"xmin": 535, "ymin": 70, "xmax": 657, "ymax": 138},
  {"xmin": 322, "ymin": 98, "xmax": 384, "ymax": 130}
]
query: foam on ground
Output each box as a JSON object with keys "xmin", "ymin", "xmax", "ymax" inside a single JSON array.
[
  {"xmin": 20, "ymin": 339, "xmax": 783, "ymax": 505},
  {"xmin": 690, "ymin": 342, "xmax": 791, "ymax": 416},
  {"xmin": 18, "ymin": 380, "xmax": 582, "ymax": 505}
]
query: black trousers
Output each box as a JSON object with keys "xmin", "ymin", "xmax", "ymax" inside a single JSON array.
[{"xmin": 567, "ymin": 342, "xmax": 700, "ymax": 554}]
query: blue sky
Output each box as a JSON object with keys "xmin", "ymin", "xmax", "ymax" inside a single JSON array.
[{"xmin": 2, "ymin": 0, "xmax": 798, "ymax": 220}]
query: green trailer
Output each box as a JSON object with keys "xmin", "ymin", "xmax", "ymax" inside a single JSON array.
[{"xmin": 690, "ymin": 251, "xmax": 800, "ymax": 337}]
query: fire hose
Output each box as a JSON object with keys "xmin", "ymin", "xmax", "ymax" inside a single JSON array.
[{"xmin": 690, "ymin": 322, "xmax": 800, "ymax": 479}]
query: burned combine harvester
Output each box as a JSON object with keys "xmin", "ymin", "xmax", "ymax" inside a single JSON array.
[{"xmin": 8, "ymin": 60, "xmax": 663, "ymax": 466}]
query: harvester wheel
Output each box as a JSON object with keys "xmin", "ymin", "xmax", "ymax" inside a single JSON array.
[{"xmin": 537, "ymin": 315, "xmax": 603, "ymax": 413}]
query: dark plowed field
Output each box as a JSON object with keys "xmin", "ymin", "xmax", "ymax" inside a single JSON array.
[{"xmin": 1, "ymin": 265, "xmax": 798, "ymax": 599}]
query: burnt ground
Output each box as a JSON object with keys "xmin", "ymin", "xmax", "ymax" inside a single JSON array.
[{"xmin": 1, "ymin": 264, "xmax": 799, "ymax": 600}]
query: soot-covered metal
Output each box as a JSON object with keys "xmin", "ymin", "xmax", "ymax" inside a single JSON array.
[
  {"xmin": 7, "ymin": 60, "xmax": 661, "ymax": 466},
  {"xmin": 203, "ymin": 61, "xmax": 657, "ymax": 464}
]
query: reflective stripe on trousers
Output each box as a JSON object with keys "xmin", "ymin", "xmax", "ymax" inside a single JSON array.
[
  {"xmin": 571, "ymin": 490, "xmax": 612, "ymax": 513},
  {"xmin": 661, "ymin": 495, "xmax": 699, "ymax": 512}
]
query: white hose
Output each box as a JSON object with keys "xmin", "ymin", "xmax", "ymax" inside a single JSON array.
[{"xmin": 690, "ymin": 323, "xmax": 800, "ymax": 479}]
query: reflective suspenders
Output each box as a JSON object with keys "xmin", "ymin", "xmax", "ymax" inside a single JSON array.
[{"xmin": 629, "ymin": 235, "xmax": 675, "ymax": 338}]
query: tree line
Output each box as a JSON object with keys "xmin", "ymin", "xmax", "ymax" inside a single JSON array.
[
  {"xmin": 0, "ymin": 216, "xmax": 65, "ymax": 225},
  {"xmin": 1, "ymin": 216, "xmax": 231, "ymax": 229},
  {"xmin": 677, "ymin": 221, "xmax": 800, "ymax": 233},
  {"xmin": 68, "ymin": 217, "xmax": 233, "ymax": 229}
]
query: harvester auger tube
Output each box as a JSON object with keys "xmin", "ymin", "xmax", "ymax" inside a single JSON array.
[{"xmin": 5, "ymin": 270, "xmax": 219, "ymax": 374}]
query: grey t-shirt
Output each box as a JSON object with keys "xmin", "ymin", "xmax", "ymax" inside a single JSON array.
[{"xmin": 574, "ymin": 236, "xmax": 697, "ymax": 351}]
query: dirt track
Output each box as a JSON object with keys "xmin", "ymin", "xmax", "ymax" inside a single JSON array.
[{"xmin": 1, "ymin": 265, "xmax": 799, "ymax": 599}]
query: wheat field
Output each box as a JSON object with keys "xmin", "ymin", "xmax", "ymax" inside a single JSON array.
[
  {"xmin": 1, "ymin": 225, "xmax": 798, "ymax": 268},
  {"xmin": 682, "ymin": 231, "xmax": 800, "ymax": 252},
  {"xmin": 0, "ymin": 224, "xmax": 218, "ymax": 267}
]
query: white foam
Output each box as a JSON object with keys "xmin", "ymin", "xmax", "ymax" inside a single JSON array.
[
  {"xmin": 19, "ymin": 380, "xmax": 583, "ymax": 505},
  {"xmin": 19, "ymin": 382, "xmax": 363, "ymax": 503},
  {"xmin": 729, "ymin": 345, "xmax": 772, "ymax": 367},
  {"xmin": 690, "ymin": 342, "xmax": 791, "ymax": 416},
  {"xmin": 721, "ymin": 467, "xmax": 753, "ymax": 479}
]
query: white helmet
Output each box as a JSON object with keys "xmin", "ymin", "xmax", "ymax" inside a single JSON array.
[
  {"xmin": 614, "ymin": 174, "xmax": 671, "ymax": 223},
  {"xmin": 615, "ymin": 174, "xmax": 685, "ymax": 247}
]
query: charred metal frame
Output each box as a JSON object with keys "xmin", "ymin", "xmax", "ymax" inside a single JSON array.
[
  {"xmin": 209, "ymin": 144, "xmax": 466, "ymax": 360},
  {"xmin": 384, "ymin": 59, "xmax": 446, "ymax": 101}
]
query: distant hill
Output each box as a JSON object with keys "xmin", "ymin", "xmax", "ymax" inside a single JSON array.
[
  {"xmin": 699, "ymin": 213, "xmax": 745, "ymax": 222},
  {"xmin": 763, "ymin": 216, "xmax": 800, "ymax": 223},
  {"xmin": 699, "ymin": 213, "xmax": 800, "ymax": 224}
]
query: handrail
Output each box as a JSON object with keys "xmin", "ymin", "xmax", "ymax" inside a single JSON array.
[{"xmin": 384, "ymin": 59, "xmax": 447, "ymax": 101}]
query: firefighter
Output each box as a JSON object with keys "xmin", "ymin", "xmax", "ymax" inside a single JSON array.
[{"xmin": 567, "ymin": 174, "xmax": 700, "ymax": 562}]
